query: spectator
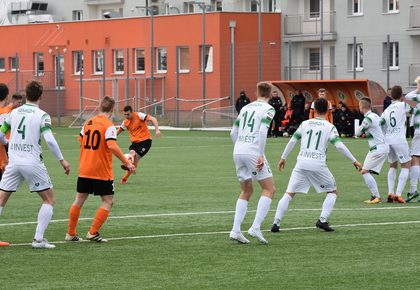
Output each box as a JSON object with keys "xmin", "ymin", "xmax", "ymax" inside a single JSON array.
[
  {"xmin": 268, "ymin": 90, "xmax": 283, "ymax": 137},
  {"xmin": 304, "ymin": 103, "xmax": 311, "ymax": 120},
  {"xmin": 332, "ymin": 104, "xmax": 340, "ymax": 124},
  {"xmin": 309, "ymin": 88, "xmax": 333, "ymax": 123},
  {"xmin": 235, "ymin": 90, "xmax": 250, "ymax": 114},
  {"xmin": 291, "ymin": 89, "xmax": 306, "ymax": 125},
  {"xmin": 337, "ymin": 102, "xmax": 354, "ymax": 137},
  {"xmin": 383, "ymin": 88, "xmax": 392, "ymax": 111}
]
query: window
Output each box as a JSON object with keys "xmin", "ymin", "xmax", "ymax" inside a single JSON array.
[
  {"xmin": 309, "ymin": 0, "xmax": 320, "ymax": 18},
  {"xmin": 348, "ymin": 43, "xmax": 363, "ymax": 71},
  {"xmin": 183, "ymin": 2, "xmax": 194, "ymax": 13},
  {"xmin": 200, "ymin": 45, "xmax": 213, "ymax": 72},
  {"xmin": 216, "ymin": 0, "xmax": 222, "ymax": 11},
  {"xmin": 178, "ymin": 47, "xmax": 190, "ymax": 73},
  {"xmin": 0, "ymin": 58, "xmax": 4, "ymax": 71},
  {"xmin": 72, "ymin": 10, "xmax": 83, "ymax": 21},
  {"xmin": 114, "ymin": 49, "xmax": 124, "ymax": 74},
  {"xmin": 134, "ymin": 49, "xmax": 145, "ymax": 73},
  {"xmin": 34, "ymin": 52, "xmax": 44, "ymax": 76},
  {"xmin": 251, "ymin": 1, "xmax": 258, "ymax": 12},
  {"xmin": 351, "ymin": 0, "xmax": 363, "ymax": 15},
  {"xmin": 156, "ymin": 48, "xmax": 167, "ymax": 72},
  {"xmin": 384, "ymin": 42, "xmax": 399, "ymax": 69},
  {"xmin": 388, "ymin": 0, "xmax": 399, "ymax": 13},
  {"xmin": 10, "ymin": 57, "xmax": 18, "ymax": 71},
  {"xmin": 309, "ymin": 48, "xmax": 320, "ymax": 71},
  {"xmin": 73, "ymin": 51, "xmax": 83, "ymax": 75},
  {"xmin": 93, "ymin": 50, "xmax": 104, "ymax": 74}
]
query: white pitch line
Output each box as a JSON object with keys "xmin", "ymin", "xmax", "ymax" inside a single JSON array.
[
  {"xmin": 0, "ymin": 206, "xmax": 419, "ymax": 227},
  {"xmin": 8, "ymin": 220, "xmax": 420, "ymax": 247}
]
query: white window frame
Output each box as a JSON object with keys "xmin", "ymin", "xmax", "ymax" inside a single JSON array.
[
  {"xmin": 178, "ymin": 47, "xmax": 190, "ymax": 73},
  {"xmin": 72, "ymin": 10, "xmax": 83, "ymax": 21},
  {"xmin": 352, "ymin": 0, "xmax": 363, "ymax": 15},
  {"xmin": 388, "ymin": 42, "xmax": 399, "ymax": 70},
  {"xmin": 93, "ymin": 50, "xmax": 104, "ymax": 75},
  {"xmin": 308, "ymin": 48, "xmax": 320, "ymax": 71},
  {"xmin": 113, "ymin": 49, "xmax": 124, "ymax": 74},
  {"xmin": 388, "ymin": 0, "xmax": 399, "ymax": 13},
  {"xmin": 73, "ymin": 51, "xmax": 83, "ymax": 75},
  {"xmin": 351, "ymin": 43, "xmax": 364, "ymax": 71},
  {"xmin": 0, "ymin": 58, "xmax": 5, "ymax": 72},
  {"xmin": 134, "ymin": 48, "xmax": 145, "ymax": 74},
  {"xmin": 10, "ymin": 57, "xmax": 18, "ymax": 71},
  {"xmin": 308, "ymin": 0, "xmax": 320, "ymax": 19},
  {"xmin": 34, "ymin": 52, "xmax": 44, "ymax": 76},
  {"xmin": 200, "ymin": 45, "xmax": 213, "ymax": 73},
  {"xmin": 156, "ymin": 47, "xmax": 167, "ymax": 73}
]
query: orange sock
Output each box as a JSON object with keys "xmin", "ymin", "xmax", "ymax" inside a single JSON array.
[
  {"xmin": 68, "ymin": 204, "xmax": 81, "ymax": 236},
  {"xmin": 123, "ymin": 162, "xmax": 139, "ymax": 180},
  {"xmin": 89, "ymin": 207, "xmax": 110, "ymax": 235}
]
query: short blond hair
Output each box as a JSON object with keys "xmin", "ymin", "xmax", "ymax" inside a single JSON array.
[
  {"xmin": 415, "ymin": 76, "xmax": 420, "ymax": 85},
  {"xmin": 100, "ymin": 96, "xmax": 115, "ymax": 113},
  {"xmin": 257, "ymin": 82, "xmax": 272, "ymax": 98}
]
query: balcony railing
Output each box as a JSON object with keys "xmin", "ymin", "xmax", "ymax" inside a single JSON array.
[
  {"xmin": 283, "ymin": 65, "xmax": 336, "ymax": 81},
  {"xmin": 409, "ymin": 5, "xmax": 420, "ymax": 29},
  {"xmin": 409, "ymin": 64, "xmax": 420, "ymax": 86},
  {"xmin": 284, "ymin": 12, "xmax": 336, "ymax": 36}
]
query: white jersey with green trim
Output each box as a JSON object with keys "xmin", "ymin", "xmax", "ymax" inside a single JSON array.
[
  {"xmin": 233, "ymin": 100, "xmax": 275, "ymax": 155},
  {"xmin": 358, "ymin": 111, "xmax": 386, "ymax": 149},
  {"xmin": 405, "ymin": 90, "xmax": 420, "ymax": 135},
  {"xmin": 1, "ymin": 103, "xmax": 52, "ymax": 165},
  {"xmin": 292, "ymin": 118, "xmax": 340, "ymax": 169},
  {"xmin": 380, "ymin": 101, "xmax": 412, "ymax": 145}
]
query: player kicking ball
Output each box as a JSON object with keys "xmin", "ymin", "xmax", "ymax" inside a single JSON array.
[
  {"xmin": 117, "ymin": 106, "xmax": 160, "ymax": 184},
  {"xmin": 229, "ymin": 82, "xmax": 276, "ymax": 244},
  {"xmin": 356, "ymin": 98, "xmax": 389, "ymax": 204},
  {"xmin": 271, "ymin": 98, "xmax": 361, "ymax": 233}
]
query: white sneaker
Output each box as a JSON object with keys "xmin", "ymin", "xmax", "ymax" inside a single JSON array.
[
  {"xmin": 32, "ymin": 239, "xmax": 56, "ymax": 249},
  {"xmin": 65, "ymin": 233, "xmax": 83, "ymax": 242},
  {"xmin": 247, "ymin": 227, "xmax": 268, "ymax": 244},
  {"xmin": 229, "ymin": 231, "xmax": 250, "ymax": 244},
  {"xmin": 86, "ymin": 232, "xmax": 108, "ymax": 243}
]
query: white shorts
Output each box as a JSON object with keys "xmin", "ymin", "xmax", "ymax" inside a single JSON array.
[
  {"xmin": 0, "ymin": 163, "xmax": 53, "ymax": 192},
  {"xmin": 411, "ymin": 135, "xmax": 420, "ymax": 156},
  {"xmin": 286, "ymin": 167, "xmax": 336, "ymax": 194},
  {"xmin": 363, "ymin": 145, "xmax": 389, "ymax": 174},
  {"xmin": 233, "ymin": 154, "xmax": 273, "ymax": 182},
  {"xmin": 388, "ymin": 143, "xmax": 411, "ymax": 164}
]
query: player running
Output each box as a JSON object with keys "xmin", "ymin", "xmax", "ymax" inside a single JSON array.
[
  {"xmin": 381, "ymin": 85, "xmax": 412, "ymax": 203},
  {"xmin": 271, "ymin": 98, "xmax": 361, "ymax": 233},
  {"xmin": 229, "ymin": 82, "xmax": 276, "ymax": 244},
  {"xmin": 66, "ymin": 96, "xmax": 135, "ymax": 243},
  {"xmin": 404, "ymin": 77, "xmax": 420, "ymax": 202},
  {"xmin": 356, "ymin": 98, "xmax": 389, "ymax": 204},
  {"xmin": 0, "ymin": 80, "xmax": 70, "ymax": 249},
  {"xmin": 117, "ymin": 105, "xmax": 160, "ymax": 184}
]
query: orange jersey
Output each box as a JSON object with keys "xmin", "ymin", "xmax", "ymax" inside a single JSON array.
[
  {"xmin": 120, "ymin": 112, "xmax": 151, "ymax": 143},
  {"xmin": 309, "ymin": 100, "xmax": 333, "ymax": 124},
  {"xmin": 78, "ymin": 115, "xmax": 118, "ymax": 181}
]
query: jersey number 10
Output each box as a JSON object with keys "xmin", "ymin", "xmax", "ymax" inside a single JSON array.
[{"xmin": 84, "ymin": 130, "xmax": 101, "ymax": 150}]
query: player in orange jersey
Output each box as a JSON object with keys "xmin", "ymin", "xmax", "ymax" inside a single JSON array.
[
  {"xmin": 0, "ymin": 84, "xmax": 10, "ymax": 178},
  {"xmin": 309, "ymin": 88, "xmax": 333, "ymax": 123},
  {"xmin": 65, "ymin": 96, "xmax": 135, "ymax": 243},
  {"xmin": 117, "ymin": 105, "xmax": 161, "ymax": 184}
]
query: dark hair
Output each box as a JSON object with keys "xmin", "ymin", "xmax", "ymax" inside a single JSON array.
[
  {"xmin": 26, "ymin": 80, "xmax": 43, "ymax": 102},
  {"xmin": 257, "ymin": 82, "xmax": 271, "ymax": 98},
  {"xmin": 391, "ymin": 85, "xmax": 403, "ymax": 100},
  {"xmin": 123, "ymin": 105, "xmax": 133, "ymax": 112},
  {"xmin": 314, "ymin": 98, "xmax": 328, "ymax": 114},
  {"xmin": 100, "ymin": 96, "xmax": 115, "ymax": 113},
  {"xmin": 11, "ymin": 93, "xmax": 23, "ymax": 100},
  {"xmin": 0, "ymin": 83, "xmax": 9, "ymax": 102}
]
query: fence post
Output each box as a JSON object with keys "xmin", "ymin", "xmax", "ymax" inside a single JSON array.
[
  {"xmin": 176, "ymin": 47, "xmax": 180, "ymax": 127},
  {"xmin": 79, "ymin": 51, "xmax": 83, "ymax": 127},
  {"xmin": 15, "ymin": 52, "xmax": 19, "ymax": 93}
]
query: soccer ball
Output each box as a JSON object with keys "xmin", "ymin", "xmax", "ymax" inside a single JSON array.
[{"xmin": 124, "ymin": 153, "xmax": 134, "ymax": 163}]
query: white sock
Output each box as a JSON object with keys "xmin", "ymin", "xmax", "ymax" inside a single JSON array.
[
  {"xmin": 362, "ymin": 173, "xmax": 380, "ymax": 198},
  {"xmin": 388, "ymin": 168, "xmax": 397, "ymax": 194},
  {"xmin": 251, "ymin": 196, "xmax": 272, "ymax": 230},
  {"xmin": 232, "ymin": 199, "xmax": 248, "ymax": 233},
  {"xmin": 396, "ymin": 168, "xmax": 409, "ymax": 196},
  {"xmin": 34, "ymin": 204, "xmax": 53, "ymax": 241},
  {"xmin": 409, "ymin": 165, "xmax": 420, "ymax": 194},
  {"xmin": 274, "ymin": 194, "xmax": 293, "ymax": 226},
  {"xmin": 320, "ymin": 193, "xmax": 337, "ymax": 223}
]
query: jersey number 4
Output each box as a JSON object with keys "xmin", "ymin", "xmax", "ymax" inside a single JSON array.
[
  {"xmin": 17, "ymin": 116, "xmax": 26, "ymax": 139},
  {"xmin": 84, "ymin": 130, "xmax": 101, "ymax": 150}
]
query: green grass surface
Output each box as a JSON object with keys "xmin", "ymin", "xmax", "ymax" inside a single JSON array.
[{"xmin": 1, "ymin": 129, "xmax": 419, "ymax": 289}]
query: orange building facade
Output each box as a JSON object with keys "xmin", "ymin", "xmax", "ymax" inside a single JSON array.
[{"xmin": 0, "ymin": 12, "xmax": 281, "ymax": 124}]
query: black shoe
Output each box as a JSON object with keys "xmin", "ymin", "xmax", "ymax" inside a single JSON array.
[
  {"xmin": 316, "ymin": 220, "xmax": 335, "ymax": 232},
  {"xmin": 271, "ymin": 224, "xmax": 280, "ymax": 233}
]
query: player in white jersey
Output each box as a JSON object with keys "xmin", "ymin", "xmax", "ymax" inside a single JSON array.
[
  {"xmin": 356, "ymin": 98, "xmax": 389, "ymax": 204},
  {"xmin": 0, "ymin": 81, "xmax": 70, "ymax": 249},
  {"xmin": 271, "ymin": 98, "xmax": 361, "ymax": 233},
  {"xmin": 229, "ymin": 82, "xmax": 276, "ymax": 244},
  {"xmin": 380, "ymin": 85, "xmax": 412, "ymax": 203},
  {"xmin": 404, "ymin": 76, "xmax": 420, "ymax": 202}
]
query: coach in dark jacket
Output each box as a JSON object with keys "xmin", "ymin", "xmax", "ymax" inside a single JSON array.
[
  {"xmin": 268, "ymin": 90, "xmax": 283, "ymax": 137},
  {"xmin": 235, "ymin": 91, "xmax": 250, "ymax": 114},
  {"xmin": 291, "ymin": 89, "xmax": 306, "ymax": 125}
]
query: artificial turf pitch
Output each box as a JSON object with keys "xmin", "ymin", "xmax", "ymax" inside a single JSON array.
[{"xmin": 0, "ymin": 129, "xmax": 419, "ymax": 289}]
